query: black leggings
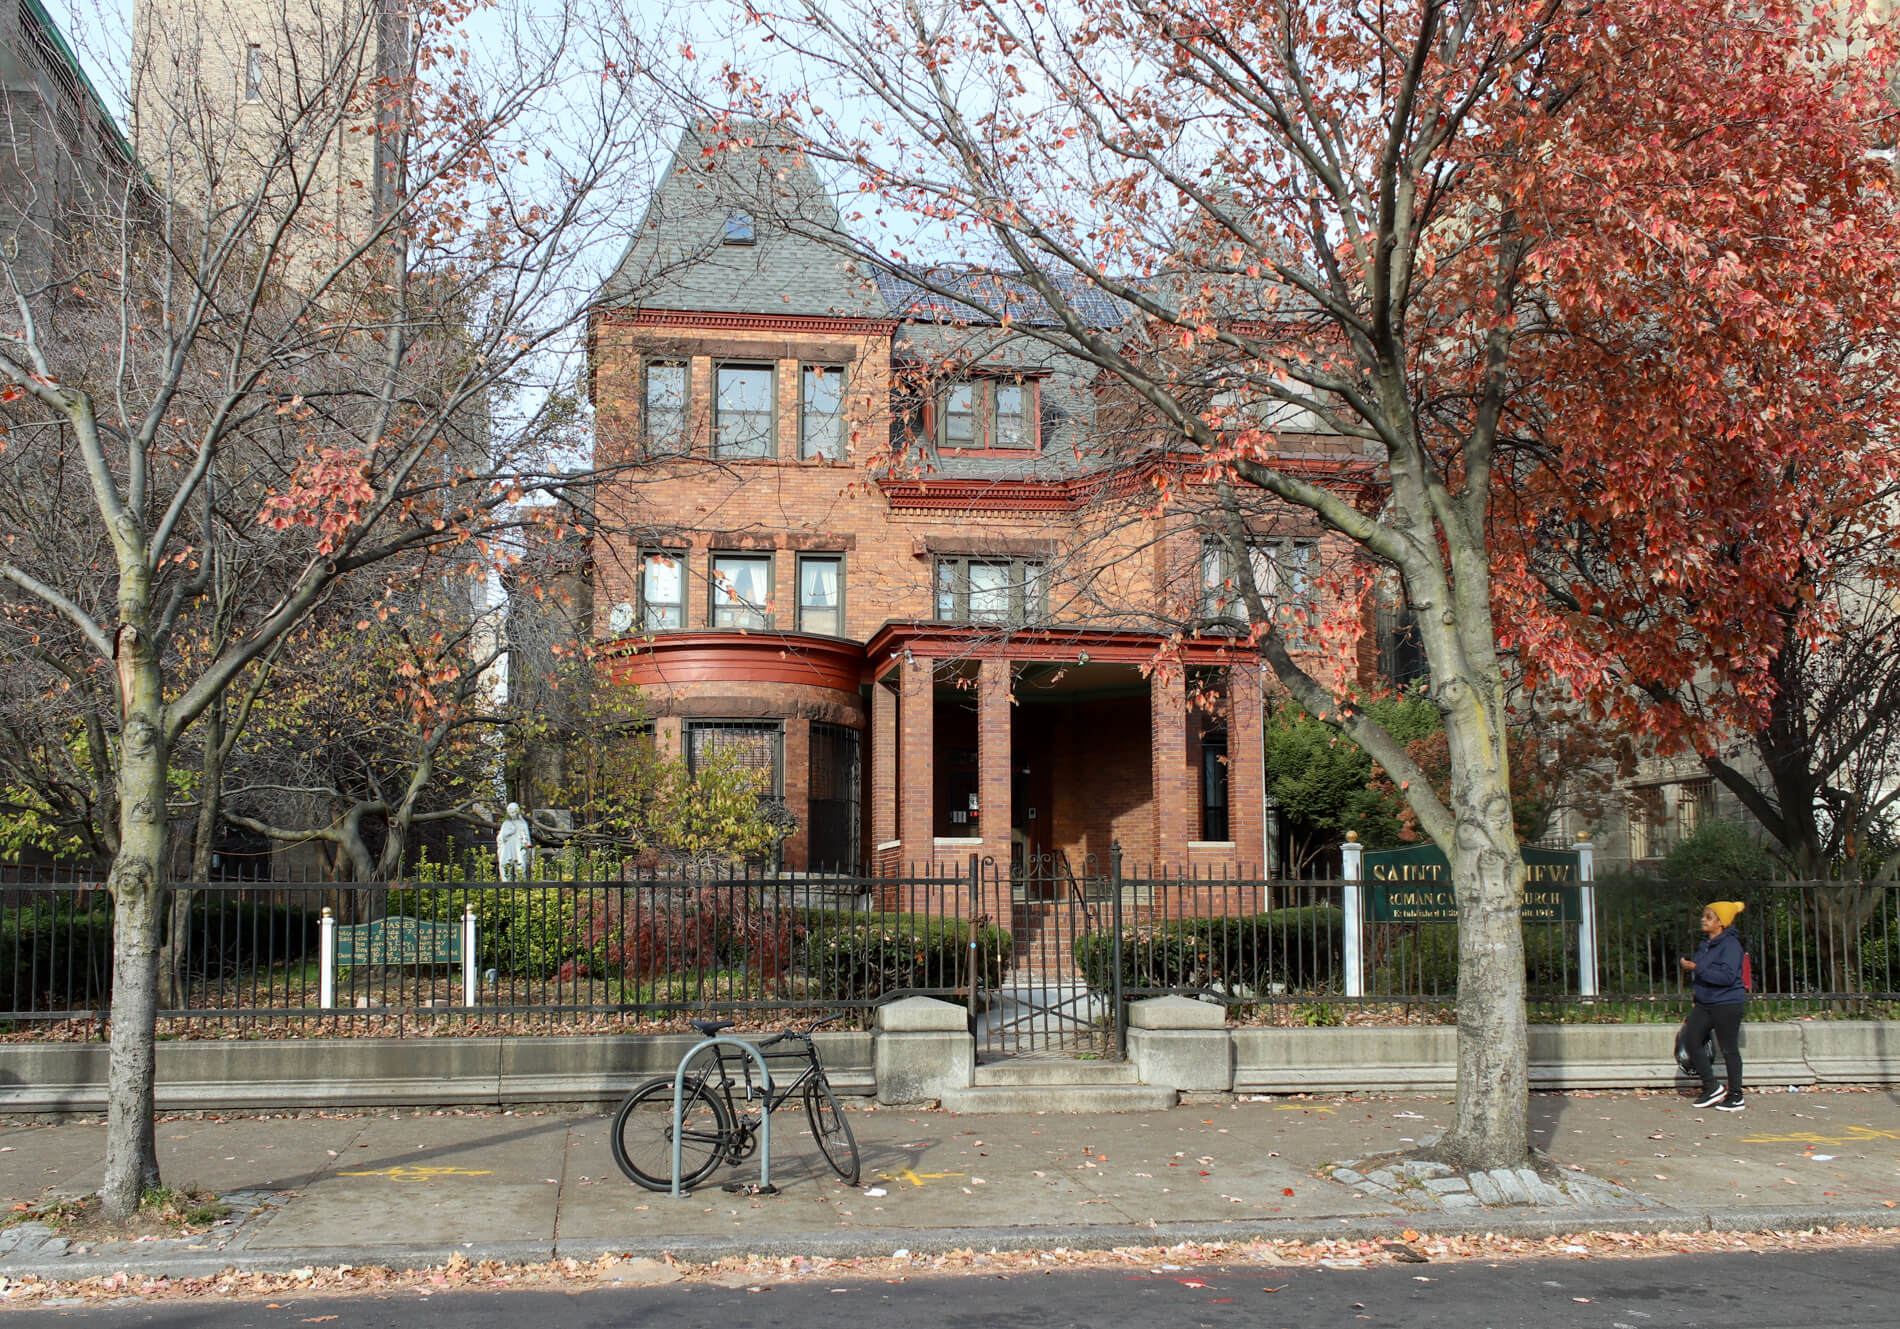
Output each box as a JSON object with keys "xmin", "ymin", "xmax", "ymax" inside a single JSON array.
[{"xmin": 1684, "ymin": 1001, "xmax": 1745, "ymax": 1094}]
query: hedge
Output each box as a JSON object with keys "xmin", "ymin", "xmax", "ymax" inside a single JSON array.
[
  {"xmin": 801, "ymin": 912, "xmax": 1012, "ymax": 1003},
  {"xmin": 1071, "ymin": 906, "xmax": 1345, "ymax": 997},
  {"xmin": 388, "ymin": 885, "xmax": 589, "ymax": 979},
  {"xmin": 0, "ymin": 896, "xmax": 113, "ymax": 1011}
]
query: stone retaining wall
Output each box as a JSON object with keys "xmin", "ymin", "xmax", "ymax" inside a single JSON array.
[{"xmin": 0, "ymin": 1009, "xmax": 1893, "ymax": 1112}]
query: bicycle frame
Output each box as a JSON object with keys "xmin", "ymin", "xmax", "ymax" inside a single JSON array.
[{"xmin": 695, "ymin": 1033, "xmax": 824, "ymax": 1120}]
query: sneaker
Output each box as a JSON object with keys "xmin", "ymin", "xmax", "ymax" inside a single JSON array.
[
  {"xmin": 1716, "ymin": 1094, "xmax": 1746, "ymax": 1112},
  {"xmin": 1692, "ymin": 1086, "xmax": 1726, "ymax": 1108}
]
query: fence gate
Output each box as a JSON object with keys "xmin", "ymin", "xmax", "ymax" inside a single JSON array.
[{"xmin": 971, "ymin": 851, "xmax": 1123, "ymax": 1060}]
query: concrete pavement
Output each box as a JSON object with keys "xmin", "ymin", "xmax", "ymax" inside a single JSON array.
[{"xmin": 1, "ymin": 1086, "xmax": 1897, "ymax": 1280}]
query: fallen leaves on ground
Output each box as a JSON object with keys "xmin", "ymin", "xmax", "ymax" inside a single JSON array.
[{"xmin": 1, "ymin": 1227, "xmax": 1898, "ymax": 1308}]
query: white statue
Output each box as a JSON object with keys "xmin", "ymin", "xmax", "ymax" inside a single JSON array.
[{"xmin": 497, "ymin": 802, "xmax": 532, "ymax": 880}]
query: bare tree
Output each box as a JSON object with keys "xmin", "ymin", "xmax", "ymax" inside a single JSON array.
[{"xmin": 0, "ymin": 0, "xmax": 680, "ymax": 1218}]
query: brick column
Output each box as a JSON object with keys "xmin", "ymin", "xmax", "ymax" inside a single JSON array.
[
  {"xmin": 654, "ymin": 716, "xmax": 685, "ymax": 762},
  {"xmin": 871, "ymin": 676, "xmax": 899, "ymax": 853},
  {"xmin": 1150, "ymin": 667, "xmax": 1190, "ymax": 871},
  {"xmin": 778, "ymin": 357, "xmax": 799, "ymax": 459},
  {"xmin": 1228, "ymin": 663, "xmax": 1266, "ymax": 875},
  {"xmin": 897, "ymin": 655, "xmax": 935, "ymax": 872},
  {"xmin": 976, "ymin": 659, "xmax": 1014, "ymax": 870},
  {"xmin": 782, "ymin": 714, "xmax": 812, "ymax": 872},
  {"xmin": 689, "ymin": 355, "xmax": 712, "ymax": 455}
]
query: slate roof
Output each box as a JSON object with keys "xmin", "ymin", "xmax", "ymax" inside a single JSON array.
[
  {"xmin": 874, "ymin": 266, "xmax": 1127, "ymax": 329},
  {"xmin": 597, "ymin": 121, "xmax": 887, "ymax": 319}
]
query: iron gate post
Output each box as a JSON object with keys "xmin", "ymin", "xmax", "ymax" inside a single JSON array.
[
  {"xmin": 967, "ymin": 853, "xmax": 981, "ymax": 1038},
  {"xmin": 1110, "ymin": 841, "xmax": 1126, "ymax": 1060}
]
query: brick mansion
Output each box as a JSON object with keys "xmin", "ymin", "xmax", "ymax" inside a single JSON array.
[{"xmin": 585, "ymin": 125, "xmax": 1401, "ymax": 878}]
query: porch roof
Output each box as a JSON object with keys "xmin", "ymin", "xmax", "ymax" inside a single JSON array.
[{"xmin": 863, "ymin": 621, "xmax": 1260, "ymax": 681}]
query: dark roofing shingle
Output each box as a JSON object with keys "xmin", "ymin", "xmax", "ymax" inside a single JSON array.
[
  {"xmin": 598, "ymin": 121, "xmax": 886, "ymax": 318},
  {"xmin": 874, "ymin": 266, "xmax": 1127, "ymax": 328}
]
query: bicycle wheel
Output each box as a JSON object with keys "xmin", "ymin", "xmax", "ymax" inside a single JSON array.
[
  {"xmin": 610, "ymin": 1077, "xmax": 732, "ymax": 1192},
  {"xmin": 803, "ymin": 1076, "xmax": 859, "ymax": 1185}
]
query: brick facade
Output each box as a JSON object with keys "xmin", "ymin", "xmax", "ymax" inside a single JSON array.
[{"xmin": 587, "ymin": 126, "xmax": 1387, "ymax": 876}]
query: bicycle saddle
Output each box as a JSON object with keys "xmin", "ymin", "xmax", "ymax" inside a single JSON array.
[{"xmin": 690, "ymin": 1019, "xmax": 737, "ymax": 1036}]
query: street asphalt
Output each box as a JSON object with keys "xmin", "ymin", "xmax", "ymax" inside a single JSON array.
[
  {"xmin": 0, "ymin": 1245, "xmax": 1892, "ymax": 1327},
  {"xmin": 0, "ymin": 1085, "xmax": 1896, "ymax": 1281}
]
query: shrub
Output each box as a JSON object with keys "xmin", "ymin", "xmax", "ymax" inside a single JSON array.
[
  {"xmin": 174, "ymin": 896, "xmax": 317, "ymax": 982},
  {"xmin": 1371, "ymin": 924, "xmax": 1587, "ymax": 997},
  {"xmin": 0, "ymin": 894, "xmax": 113, "ymax": 1011},
  {"xmin": 561, "ymin": 885, "xmax": 801, "ymax": 983},
  {"xmin": 388, "ymin": 885, "xmax": 586, "ymax": 979},
  {"xmin": 801, "ymin": 912, "xmax": 1011, "ymax": 1002},
  {"xmin": 1662, "ymin": 820, "xmax": 1775, "ymax": 883},
  {"xmin": 1072, "ymin": 906, "xmax": 1345, "ymax": 997}
]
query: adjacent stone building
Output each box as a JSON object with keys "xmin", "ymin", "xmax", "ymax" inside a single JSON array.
[{"xmin": 1, "ymin": 0, "xmax": 137, "ymax": 291}]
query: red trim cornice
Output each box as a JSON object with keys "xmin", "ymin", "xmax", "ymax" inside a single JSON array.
[
  {"xmin": 862, "ymin": 621, "xmax": 1259, "ymax": 679},
  {"xmin": 597, "ymin": 630, "xmax": 866, "ymax": 692},
  {"xmin": 597, "ymin": 308, "xmax": 897, "ymax": 337},
  {"xmin": 878, "ymin": 452, "xmax": 1380, "ymax": 514}
]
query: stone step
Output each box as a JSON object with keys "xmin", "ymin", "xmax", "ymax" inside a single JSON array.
[
  {"xmin": 938, "ymin": 1083, "xmax": 1178, "ymax": 1114},
  {"xmin": 972, "ymin": 1059, "xmax": 1141, "ymax": 1087}
]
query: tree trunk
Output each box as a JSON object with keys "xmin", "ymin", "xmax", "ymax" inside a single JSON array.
[
  {"xmin": 100, "ymin": 664, "xmax": 170, "ymax": 1221},
  {"xmin": 161, "ymin": 705, "xmax": 224, "ymax": 1009},
  {"xmin": 1435, "ymin": 691, "xmax": 1530, "ymax": 1171}
]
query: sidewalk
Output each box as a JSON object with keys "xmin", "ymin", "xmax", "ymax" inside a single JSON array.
[{"xmin": 1, "ymin": 1086, "xmax": 1897, "ymax": 1280}]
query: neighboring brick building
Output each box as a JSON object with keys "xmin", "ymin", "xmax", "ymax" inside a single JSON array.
[{"xmin": 588, "ymin": 125, "xmax": 1385, "ymax": 878}]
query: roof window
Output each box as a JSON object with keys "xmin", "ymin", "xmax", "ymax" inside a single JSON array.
[{"xmin": 723, "ymin": 211, "xmax": 756, "ymax": 245}]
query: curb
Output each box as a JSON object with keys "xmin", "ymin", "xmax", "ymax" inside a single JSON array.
[{"xmin": 5, "ymin": 1205, "xmax": 1897, "ymax": 1283}]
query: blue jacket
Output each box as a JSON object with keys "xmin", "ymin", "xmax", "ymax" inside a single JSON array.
[{"xmin": 1691, "ymin": 926, "xmax": 1747, "ymax": 1005}]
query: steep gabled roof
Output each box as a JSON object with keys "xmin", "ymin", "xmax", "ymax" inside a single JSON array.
[{"xmin": 598, "ymin": 121, "xmax": 886, "ymax": 319}]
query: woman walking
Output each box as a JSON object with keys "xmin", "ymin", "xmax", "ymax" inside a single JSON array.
[{"xmin": 1680, "ymin": 901, "xmax": 1747, "ymax": 1111}]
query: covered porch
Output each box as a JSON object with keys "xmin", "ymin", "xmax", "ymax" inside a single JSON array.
[{"xmin": 864, "ymin": 626, "xmax": 1268, "ymax": 882}]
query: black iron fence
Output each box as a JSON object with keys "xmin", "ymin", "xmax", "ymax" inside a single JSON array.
[
  {"xmin": 3, "ymin": 862, "xmax": 1896, "ymax": 1036},
  {"xmin": 0, "ymin": 866, "xmax": 1005, "ymax": 1034},
  {"xmin": 1090, "ymin": 866, "xmax": 1900, "ymax": 1020}
]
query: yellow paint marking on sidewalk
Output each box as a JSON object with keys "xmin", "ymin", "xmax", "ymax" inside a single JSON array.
[
  {"xmin": 1273, "ymin": 1105, "xmax": 1336, "ymax": 1114},
  {"xmin": 1739, "ymin": 1125, "xmax": 1900, "ymax": 1147},
  {"xmin": 877, "ymin": 1169, "xmax": 967, "ymax": 1188},
  {"xmin": 337, "ymin": 1165, "xmax": 495, "ymax": 1181}
]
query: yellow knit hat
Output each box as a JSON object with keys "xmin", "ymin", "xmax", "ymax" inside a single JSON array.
[{"xmin": 1707, "ymin": 901, "xmax": 1745, "ymax": 928}]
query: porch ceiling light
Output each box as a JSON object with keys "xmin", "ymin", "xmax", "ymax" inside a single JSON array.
[{"xmin": 1077, "ymin": 650, "xmax": 1090, "ymax": 665}]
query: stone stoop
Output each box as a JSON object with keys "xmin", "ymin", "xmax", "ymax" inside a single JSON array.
[
  {"xmin": 942, "ymin": 1058, "xmax": 1176, "ymax": 1113},
  {"xmin": 973, "ymin": 1059, "xmax": 1142, "ymax": 1086}
]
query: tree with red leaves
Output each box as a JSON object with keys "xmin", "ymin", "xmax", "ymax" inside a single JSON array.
[{"xmin": 725, "ymin": 0, "xmax": 1900, "ymax": 1166}]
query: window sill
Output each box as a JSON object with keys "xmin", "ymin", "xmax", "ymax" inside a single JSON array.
[
  {"xmin": 932, "ymin": 836, "xmax": 983, "ymax": 847},
  {"xmin": 701, "ymin": 453, "xmax": 853, "ymax": 467},
  {"xmin": 1188, "ymin": 841, "xmax": 1237, "ymax": 850}
]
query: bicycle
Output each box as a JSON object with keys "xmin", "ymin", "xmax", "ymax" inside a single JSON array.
[{"xmin": 609, "ymin": 1014, "xmax": 860, "ymax": 1192}]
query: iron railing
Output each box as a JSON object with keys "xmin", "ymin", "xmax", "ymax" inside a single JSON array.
[
  {"xmin": 3, "ymin": 860, "xmax": 1896, "ymax": 1036},
  {"xmin": 0, "ymin": 863, "xmax": 997, "ymax": 1034}
]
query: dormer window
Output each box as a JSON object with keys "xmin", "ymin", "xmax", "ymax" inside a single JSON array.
[
  {"xmin": 933, "ymin": 377, "xmax": 1038, "ymax": 451},
  {"xmin": 723, "ymin": 211, "xmax": 755, "ymax": 245}
]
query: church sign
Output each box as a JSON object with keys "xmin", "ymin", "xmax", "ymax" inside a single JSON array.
[
  {"xmin": 335, "ymin": 916, "xmax": 463, "ymax": 966},
  {"xmin": 1364, "ymin": 845, "xmax": 1582, "ymax": 923}
]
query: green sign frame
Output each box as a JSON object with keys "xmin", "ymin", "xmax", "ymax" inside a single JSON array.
[
  {"xmin": 1363, "ymin": 845, "xmax": 1582, "ymax": 923},
  {"xmin": 335, "ymin": 916, "xmax": 462, "ymax": 966}
]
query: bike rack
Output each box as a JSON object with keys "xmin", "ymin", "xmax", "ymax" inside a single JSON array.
[{"xmin": 670, "ymin": 1036, "xmax": 774, "ymax": 1198}]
